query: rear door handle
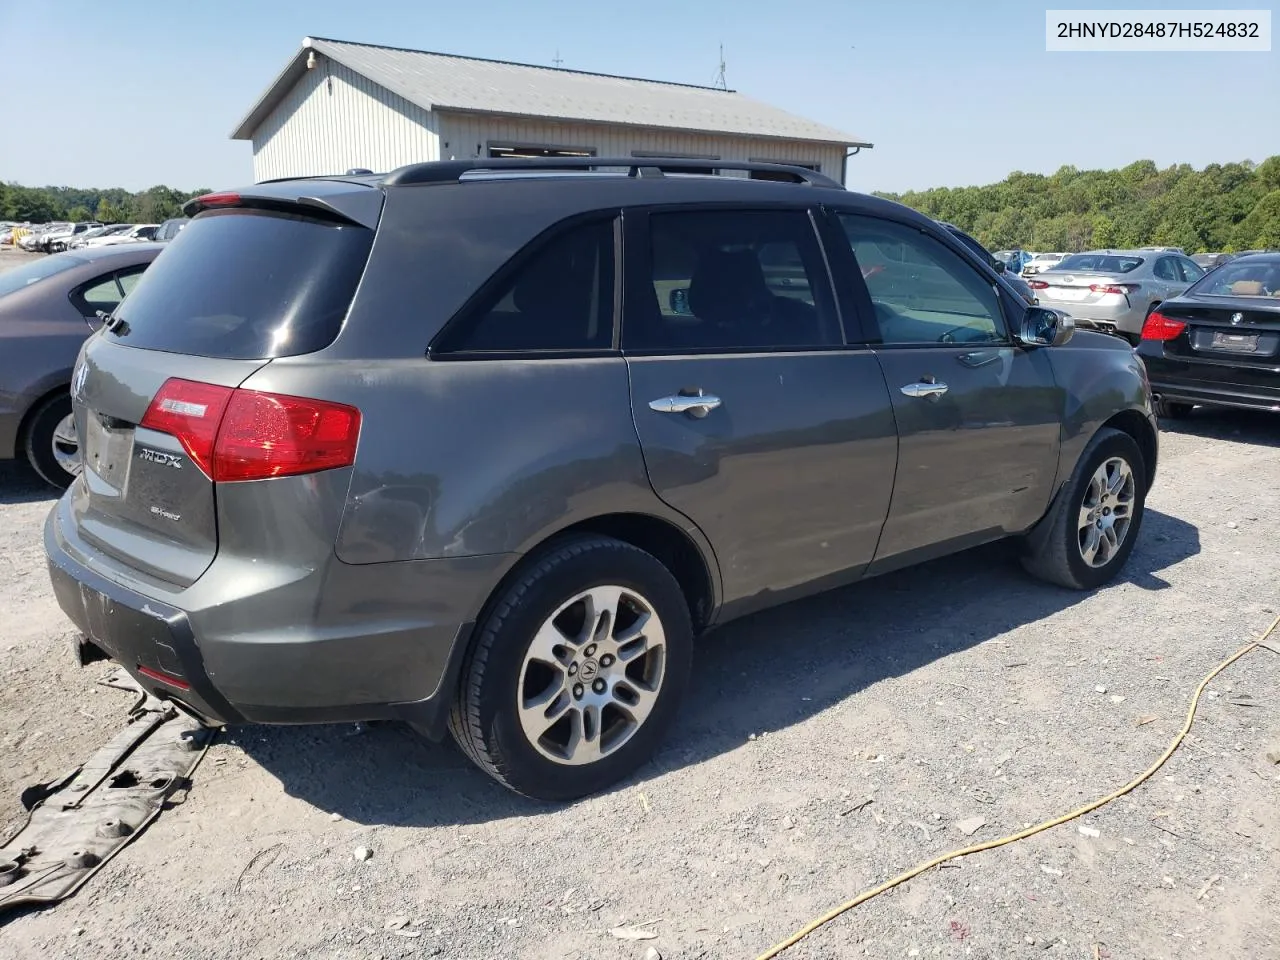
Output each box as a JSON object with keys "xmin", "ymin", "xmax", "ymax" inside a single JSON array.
[
  {"xmin": 649, "ymin": 393, "xmax": 722, "ymax": 417},
  {"xmin": 900, "ymin": 381, "xmax": 949, "ymax": 399}
]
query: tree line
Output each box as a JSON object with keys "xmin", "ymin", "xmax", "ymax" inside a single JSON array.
[
  {"xmin": 876, "ymin": 156, "xmax": 1280, "ymax": 254},
  {"xmin": 0, "ymin": 183, "xmax": 210, "ymax": 225}
]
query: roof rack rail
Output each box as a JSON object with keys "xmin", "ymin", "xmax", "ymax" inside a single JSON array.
[{"xmin": 381, "ymin": 157, "xmax": 844, "ymax": 189}]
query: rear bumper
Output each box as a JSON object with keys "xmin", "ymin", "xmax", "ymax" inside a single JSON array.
[
  {"xmin": 1040, "ymin": 299, "xmax": 1146, "ymax": 336},
  {"xmin": 1150, "ymin": 379, "xmax": 1280, "ymax": 413},
  {"xmin": 45, "ymin": 497, "xmax": 502, "ymax": 737},
  {"xmin": 1143, "ymin": 352, "xmax": 1280, "ymax": 413}
]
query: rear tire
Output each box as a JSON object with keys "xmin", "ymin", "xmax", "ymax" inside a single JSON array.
[
  {"xmin": 1022, "ymin": 428, "xmax": 1146, "ymax": 591},
  {"xmin": 1154, "ymin": 398, "xmax": 1193, "ymax": 420},
  {"xmin": 24, "ymin": 394, "xmax": 80, "ymax": 489},
  {"xmin": 447, "ymin": 535, "xmax": 693, "ymax": 800}
]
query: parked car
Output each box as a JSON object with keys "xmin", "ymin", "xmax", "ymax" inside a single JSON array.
[
  {"xmin": 0, "ymin": 244, "xmax": 162, "ymax": 487},
  {"xmin": 68, "ymin": 224, "xmax": 132, "ymax": 249},
  {"xmin": 939, "ymin": 223, "xmax": 1037, "ymax": 304},
  {"xmin": 1022, "ymin": 252, "xmax": 1068, "ymax": 276},
  {"xmin": 1137, "ymin": 252, "xmax": 1280, "ymax": 419},
  {"xmin": 19, "ymin": 223, "xmax": 68, "ymax": 252},
  {"xmin": 45, "ymin": 158, "xmax": 1157, "ymax": 800},
  {"xmin": 92, "ymin": 223, "xmax": 158, "ymax": 246},
  {"xmin": 995, "ymin": 249, "xmax": 1034, "ymax": 275},
  {"xmin": 1027, "ymin": 249, "xmax": 1206, "ymax": 343},
  {"xmin": 153, "ymin": 217, "xmax": 189, "ymax": 242},
  {"xmin": 1191, "ymin": 252, "xmax": 1235, "ymax": 271},
  {"xmin": 44, "ymin": 222, "xmax": 104, "ymax": 253}
]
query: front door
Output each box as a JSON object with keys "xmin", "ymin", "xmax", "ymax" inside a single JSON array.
[
  {"xmin": 830, "ymin": 213, "xmax": 1063, "ymax": 570},
  {"xmin": 623, "ymin": 207, "xmax": 898, "ymax": 613}
]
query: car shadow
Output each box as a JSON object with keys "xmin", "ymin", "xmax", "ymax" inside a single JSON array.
[
  {"xmin": 238, "ymin": 508, "xmax": 1199, "ymax": 826},
  {"xmin": 0, "ymin": 462, "xmax": 59, "ymax": 506},
  {"xmin": 1159, "ymin": 407, "xmax": 1279, "ymax": 448}
]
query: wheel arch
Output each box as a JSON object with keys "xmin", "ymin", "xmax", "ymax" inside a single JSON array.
[
  {"xmin": 16, "ymin": 381, "xmax": 71, "ymax": 454},
  {"xmin": 1100, "ymin": 408, "xmax": 1158, "ymax": 492}
]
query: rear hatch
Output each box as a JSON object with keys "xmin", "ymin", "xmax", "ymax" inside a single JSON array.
[{"xmin": 68, "ymin": 192, "xmax": 377, "ymax": 587}]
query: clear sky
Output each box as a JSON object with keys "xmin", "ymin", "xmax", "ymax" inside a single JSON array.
[{"xmin": 1, "ymin": 0, "xmax": 1276, "ymax": 194}]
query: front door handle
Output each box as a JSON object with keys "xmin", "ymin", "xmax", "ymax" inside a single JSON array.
[
  {"xmin": 649, "ymin": 393, "xmax": 722, "ymax": 417},
  {"xmin": 900, "ymin": 381, "xmax": 949, "ymax": 399}
]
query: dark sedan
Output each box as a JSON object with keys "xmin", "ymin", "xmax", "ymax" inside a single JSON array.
[
  {"xmin": 1137, "ymin": 252, "xmax": 1280, "ymax": 418},
  {"xmin": 0, "ymin": 244, "xmax": 164, "ymax": 486}
]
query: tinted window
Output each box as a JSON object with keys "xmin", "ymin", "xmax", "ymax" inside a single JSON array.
[
  {"xmin": 839, "ymin": 214, "xmax": 1005, "ymax": 345},
  {"xmin": 628, "ymin": 209, "xmax": 838, "ymax": 351},
  {"xmin": 74, "ymin": 274, "xmax": 125, "ymax": 315},
  {"xmin": 1177, "ymin": 257, "xmax": 1205, "ymax": 282},
  {"xmin": 0, "ymin": 254, "xmax": 81, "ymax": 298},
  {"xmin": 1154, "ymin": 257, "xmax": 1179, "ymax": 281},
  {"xmin": 1057, "ymin": 254, "xmax": 1143, "ymax": 273},
  {"xmin": 108, "ymin": 209, "xmax": 373, "ymax": 359},
  {"xmin": 436, "ymin": 219, "xmax": 615, "ymax": 354}
]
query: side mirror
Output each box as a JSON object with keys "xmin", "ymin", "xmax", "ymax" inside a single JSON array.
[
  {"xmin": 992, "ymin": 259, "xmax": 1007, "ymax": 274},
  {"xmin": 1020, "ymin": 306, "xmax": 1075, "ymax": 347}
]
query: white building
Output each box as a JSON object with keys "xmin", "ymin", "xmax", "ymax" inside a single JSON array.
[{"xmin": 232, "ymin": 37, "xmax": 871, "ymax": 185}]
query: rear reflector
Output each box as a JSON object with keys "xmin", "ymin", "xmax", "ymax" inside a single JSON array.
[
  {"xmin": 1027, "ymin": 280, "xmax": 1049, "ymax": 289},
  {"xmin": 141, "ymin": 378, "xmax": 361, "ymax": 482},
  {"xmin": 1140, "ymin": 311, "xmax": 1187, "ymax": 342},
  {"xmin": 137, "ymin": 664, "xmax": 191, "ymax": 691},
  {"xmin": 1089, "ymin": 283, "xmax": 1138, "ymax": 295}
]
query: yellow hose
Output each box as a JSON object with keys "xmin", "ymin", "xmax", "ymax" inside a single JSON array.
[{"xmin": 753, "ymin": 613, "xmax": 1280, "ymax": 960}]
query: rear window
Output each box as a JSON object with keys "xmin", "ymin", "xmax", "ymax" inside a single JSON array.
[
  {"xmin": 0, "ymin": 253, "xmax": 82, "ymax": 298},
  {"xmin": 107, "ymin": 209, "xmax": 373, "ymax": 359},
  {"xmin": 1188, "ymin": 259, "xmax": 1280, "ymax": 298},
  {"xmin": 1057, "ymin": 254, "xmax": 1143, "ymax": 274}
]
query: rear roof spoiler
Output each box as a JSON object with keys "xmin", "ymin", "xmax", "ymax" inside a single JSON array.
[{"xmin": 183, "ymin": 180, "xmax": 383, "ymax": 230}]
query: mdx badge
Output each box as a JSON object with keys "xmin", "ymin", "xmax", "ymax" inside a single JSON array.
[{"xmin": 137, "ymin": 448, "xmax": 183, "ymax": 469}]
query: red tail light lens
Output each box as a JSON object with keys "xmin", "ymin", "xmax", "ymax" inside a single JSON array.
[
  {"xmin": 141, "ymin": 379, "xmax": 360, "ymax": 481},
  {"xmin": 192, "ymin": 192, "xmax": 241, "ymax": 208},
  {"xmin": 1089, "ymin": 283, "xmax": 1137, "ymax": 295},
  {"xmin": 140, "ymin": 379, "xmax": 234, "ymax": 477},
  {"xmin": 215, "ymin": 390, "xmax": 361, "ymax": 481},
  {"xmin": 1027, "ymin": 279, "xmax": 1049, "ymax": 290},
  {"xmin": 1140, "ymin": 311, "xmax": 1187, "ymax": 342}
]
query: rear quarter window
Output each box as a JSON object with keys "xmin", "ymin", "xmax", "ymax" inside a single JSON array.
[{"xmin": 107, "ymin": 209, "xmax": 373, "ymax": 359}]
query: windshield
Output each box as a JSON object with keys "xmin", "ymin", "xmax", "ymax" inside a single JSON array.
[
  {"xmin": 1188, "ymin": 259, "xmax": 1280, "ymax": 298},
  {"xmin": 0, "ymin": 253, "xmax": 83, "ymax": 298},
  {"xmin": 108, "ymin": 208, "xmax": 373, "ymax": 359},
  {"xmin": 1056, "ymin": 254, "xmax": 1143, "ymax": 274}
]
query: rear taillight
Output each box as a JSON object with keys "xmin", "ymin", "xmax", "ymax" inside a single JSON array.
[
  {"xmin": 215, "ymin": 389, "xmax": 361, "ymax": 481},
  {"xmin": 192, "ymin": 192, "xmax": 241, "ymax": 208},
  {"xmin": 1028, "ymin": 280, "xmax": 1049, "ymax": 290},
  {"xmin": 1090, "ymin": 283, "xmax": 1138, "ymax": 295},
  {"xmin": 141, "ymin": 378, "xmax": 360, "ymax": 482},
  {"xmin": 140, "ymin": 379, "xmax": 233, "ymax": 477},
  {"xmin": 1140, "ymin": 311, "xmax": 1187, "ymax": 342}
]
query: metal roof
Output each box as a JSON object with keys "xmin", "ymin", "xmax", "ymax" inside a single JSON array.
[{"xmin": 232, "ymin": 37, "xmax": 871, "ymax": 148}]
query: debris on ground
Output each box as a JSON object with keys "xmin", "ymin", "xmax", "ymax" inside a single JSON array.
[
  {"xmin": 610, "ymin": 924, "xmax": 659, "ymax": 941},
  {"xmin": 955, "ymin": 816, "xmax": 986, "ymax": 836},
  {"xmin": 354, "ymin": 846, "xmax": 373, "ymax": 862},
  {"xmin": 1196, "ymin": 875, "xmax": 1222, "ymax": 900},
  {"xmin": 1078, "ymin": 826, "xmax": 1101, "ymax": 839}
]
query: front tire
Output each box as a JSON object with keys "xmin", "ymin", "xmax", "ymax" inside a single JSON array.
[
  {"xmin": 1022, "ymin": 428, "xmax": 1147, "ymax": 590},
  {"xmin": 24, "ymin": 394, "xmax": 81, "ymax": 489},
  {"xmin": 448, "ymin": 536, "xmax": 693, "ymax": 800}
]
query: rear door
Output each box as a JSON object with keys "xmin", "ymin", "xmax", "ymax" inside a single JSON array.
[
  {"xmin": 69, "ymin": 205, "xmax": 375, "ymax": 587},
  {"xmin": 830, "ymin": 212, "xmax": 1063, "ymax": 569},
  {"xmin": 622, "ymin": 207, "xmax": 897, "ymax": 611}
]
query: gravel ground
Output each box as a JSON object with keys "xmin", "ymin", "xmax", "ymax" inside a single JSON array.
[{"xmin": 1, "ymin": 241, "xmax": 1277, "ymax": 958}]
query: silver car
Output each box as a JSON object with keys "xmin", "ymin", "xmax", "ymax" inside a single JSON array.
[{"xmin": 1028, "ymin": 249, "xmax": 1206, "ymax": 342}]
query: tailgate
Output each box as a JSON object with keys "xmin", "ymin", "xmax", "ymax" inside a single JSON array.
[{"xmin": 70, "ymin": 338, "xmax": 267, "ymax": 587}]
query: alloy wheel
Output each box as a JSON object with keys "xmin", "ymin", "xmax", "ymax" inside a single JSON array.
[{"xmin": 1077, "ymin": 456, "xmax": 1135, "ymax": 568}]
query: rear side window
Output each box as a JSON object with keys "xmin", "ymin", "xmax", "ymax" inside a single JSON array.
[
  {"xmin": 627, "ymin": 209, "xmax": 838, "ymax": 352},
  {"xmin": 108, "ymin": 209, "xmax": 372, "ymax": 359},
  {"xmin": 434, "ymin": 218, "xmax": 616, "ymax": 354},
  {"xmin": 1154, "ymin": 257, "xmax": 1179, "ymax": 281}
]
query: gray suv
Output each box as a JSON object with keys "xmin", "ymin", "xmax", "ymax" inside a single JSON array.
[{"xmin": 45, "ymin": 159, "xmax": 1158, "ymax": 800}]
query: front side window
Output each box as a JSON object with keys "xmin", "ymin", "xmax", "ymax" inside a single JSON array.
[
  {"xmin": 435, "ymin": 218, "xmax": 616, "ymax": 354},
  {"xmin": 838, "ymin": 214, "xmax": 1006, "ymax": 345},
  {"xmin": 627, "ymin": 209, "xmax": 838, "ymax": 352},
  {"xmin": 1177, "ymin": 257, "xmax": 1205, "ymax": 282}
]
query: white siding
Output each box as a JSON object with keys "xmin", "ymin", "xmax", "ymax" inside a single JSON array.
[
  {"xmin": 251, "ymin": 61, "xmax": 439, "ymax": 181},
  {"xmin": 435, "ymin": 112, "xmax": 846, "ymax": 182}
]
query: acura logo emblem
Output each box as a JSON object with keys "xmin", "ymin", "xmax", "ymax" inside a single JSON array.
[{"xmin": 1230, "ymin": 312, "xmax": 1244, "ymax": 325}]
